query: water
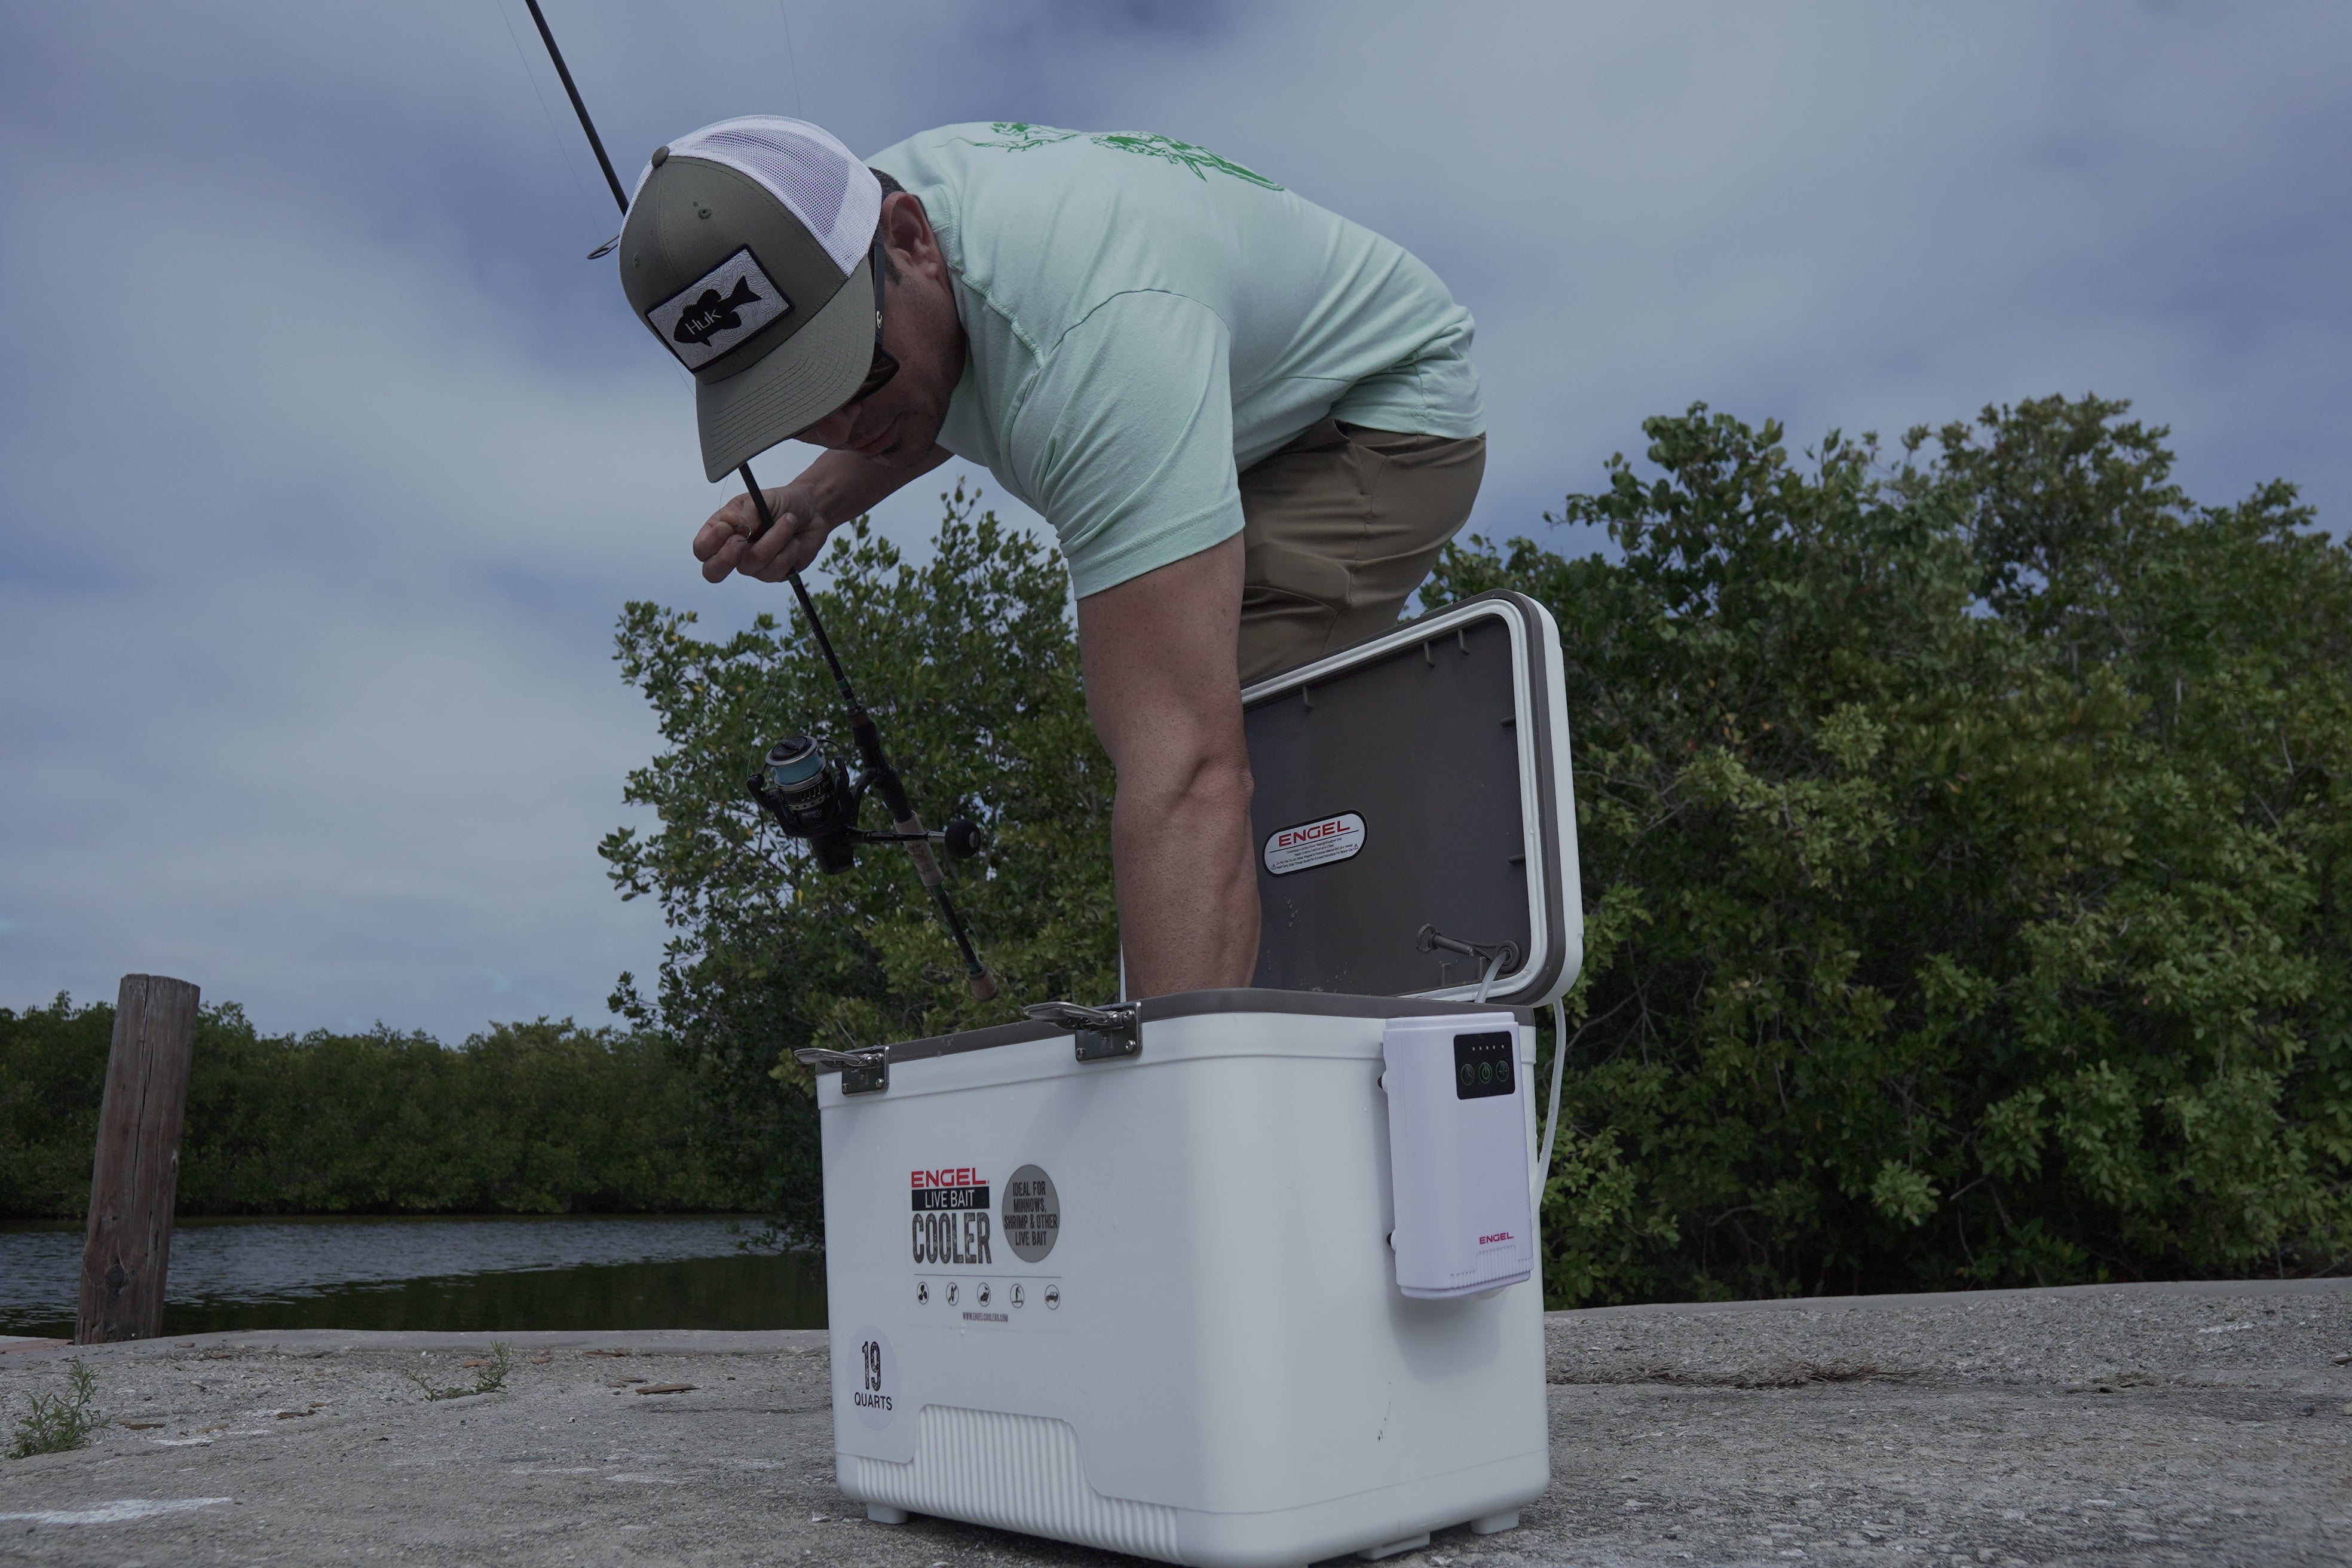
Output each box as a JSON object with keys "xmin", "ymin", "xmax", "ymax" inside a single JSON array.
[{"xmin": 0, "ymin": 1215, "xmax": 826, "ymax": 1339}]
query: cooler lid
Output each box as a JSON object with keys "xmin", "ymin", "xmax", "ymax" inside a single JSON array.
[{"xmin": 1242, "ymin": 590, "xmax": 1582, "ymax": 1009}]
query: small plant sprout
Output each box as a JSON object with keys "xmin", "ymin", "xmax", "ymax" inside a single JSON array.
[
  {"xmin": 8, "ymin": 1359, "xmax": 105, "ymax": 1458},
  {"xmin": 403, "ymin": 1342, "xmax": 514, "ymax": 1402}
]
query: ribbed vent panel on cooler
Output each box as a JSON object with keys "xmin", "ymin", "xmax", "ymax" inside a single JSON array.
[{"xmin": 845, "ymin": 1407, "xmax": 1181, "ymax": 1561}]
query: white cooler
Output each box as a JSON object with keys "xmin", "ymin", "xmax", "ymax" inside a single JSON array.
[{"xmin": 803, "ymin": 591, "xmax": 1582, "ymax": 1567}]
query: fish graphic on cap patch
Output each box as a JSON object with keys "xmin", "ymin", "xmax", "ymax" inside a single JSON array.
[{"xmin": 672, "ymin": 275, "xmax": 763, "ymax": 347}]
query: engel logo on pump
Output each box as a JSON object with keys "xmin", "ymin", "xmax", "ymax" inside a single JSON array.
[{"xmin": 911, "ymin": 1166, "xmax": 991, "ymax": 1266}]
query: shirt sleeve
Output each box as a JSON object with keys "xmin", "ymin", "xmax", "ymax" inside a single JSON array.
[{"xmin": 1005, "ymin": 290, "xmax": 1246, "ymax": 599}]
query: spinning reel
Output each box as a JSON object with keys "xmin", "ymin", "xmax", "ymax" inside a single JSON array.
[
  {"xmin": 750, "ymin": 735, "xmax": 984, "ymax": 877},
  {"xmin": 746, "ymin": 717, "xmax": 997, "ymax": 1001}
]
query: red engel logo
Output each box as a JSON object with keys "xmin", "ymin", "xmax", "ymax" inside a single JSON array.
[
  {"xmin": 911, "ymin": 1167, "xmax": 984, "ymax": 1189},
  {"xmin": 1276, "ymin": 818, "xmax": 1349, "ymax": 849},
  {"xmin": 1479, "ymin": 1232, "xmax": 1515, "ymax": 1246}
]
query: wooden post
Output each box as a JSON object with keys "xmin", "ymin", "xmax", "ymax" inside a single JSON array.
[{"xmin": 76, "ymin": 974, "xmax": 201, "ymax": 1345}]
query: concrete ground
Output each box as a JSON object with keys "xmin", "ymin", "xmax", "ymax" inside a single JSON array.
[{"xmin": 2, "ymin": 1278, "xmax": 2348, "ymax": 1567}]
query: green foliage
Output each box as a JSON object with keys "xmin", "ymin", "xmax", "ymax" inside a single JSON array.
[
  {"xmin": 0, "ymin": 994, "xmax": 112, "ymax": 1218},
  {"xmin": 0, "ymin": 999, "xmax": 751, "ymax": 1218},
  {"xmin": 1428, "ymin": 394, "xmax": 2352, "ymax": 1301},
  {"xmin": 7, "ymin": 1360, "xmax": 102, "ymax": 1459},
  {"xmin": 601, "ymin": 485, "xmax": 1117, "ymax": 1239},
  {"xmin": 404, "ymin": 1342, "xmax": 512, "ymax": 1401}
]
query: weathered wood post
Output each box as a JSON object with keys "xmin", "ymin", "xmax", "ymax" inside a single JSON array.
[{"xmin": 76, "ymin": 974, "xmax": 201, "ymax": 1344}]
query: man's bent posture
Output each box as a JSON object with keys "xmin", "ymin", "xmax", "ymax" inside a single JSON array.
[{"xmin": 618, "ymin": 119, "xmax": 1484, "ymax": 998}]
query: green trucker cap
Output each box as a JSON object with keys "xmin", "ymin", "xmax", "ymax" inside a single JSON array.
[{"xmin": 618, "ymin": 117, "xmax": 884, "ymax": 481}]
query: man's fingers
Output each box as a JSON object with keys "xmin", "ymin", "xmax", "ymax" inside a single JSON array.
[
  {"xmin": 701, "ymin": 534, "xmax": 747, "ymax": 583},
  {"xmin": 691, "ymin": 486, "xmax": 822, "ymax": 584},
  {"xmin": 694, "ymin": 498, "xmax": 752, "ymax": 563},
  {"xmin": 742, "ymin": 510, "xmax": 796, "ymax": 569},
  {"xmin": 751, "ymin": 540, "xmax": 801, "ymax": 582}
]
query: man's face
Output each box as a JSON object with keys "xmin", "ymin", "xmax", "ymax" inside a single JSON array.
[{"xmin": 794, "ymin": 194, "xmax": 963, "ymax": 466}]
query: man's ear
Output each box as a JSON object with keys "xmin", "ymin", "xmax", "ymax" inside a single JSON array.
[{"xmin": 880, "ymin": 191, "xmax": 939, "ymax": 274}]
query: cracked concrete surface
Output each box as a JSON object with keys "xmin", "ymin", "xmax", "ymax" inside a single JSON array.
[{"xmin": 2, "ymin": 1278, "xmax": 2348, "ymax": 1566}]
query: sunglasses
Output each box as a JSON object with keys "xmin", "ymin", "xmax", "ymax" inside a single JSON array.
[{"xmin": 792, "ymin": 235, "xmax": 899, "ymax": 441}]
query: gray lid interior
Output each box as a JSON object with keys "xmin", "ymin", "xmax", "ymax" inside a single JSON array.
[{"xmin": 1244, "ymin": 592, "xmax": 1573, "ymax": 1007}]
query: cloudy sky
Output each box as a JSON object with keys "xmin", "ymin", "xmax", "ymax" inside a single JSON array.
[{"xmin": 3, "ymin": 2, "xmax": 2345, "ymax": 1042}]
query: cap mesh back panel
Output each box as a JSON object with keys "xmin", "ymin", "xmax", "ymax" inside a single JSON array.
[
  {"xmin": 698, "ymin": 127, "xmax": 846, "ymax": 233},
  {"xmin": 638, "ymin": 116, "xmax": 880, "ymax": 276}
]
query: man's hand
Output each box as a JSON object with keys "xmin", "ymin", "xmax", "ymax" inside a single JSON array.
[
  {"xmin": 693, "ymin": 483, "xmax": 830, "ymax": 584},
  {"xmin": 689, "ymin": 447, "xmax": 953, "ymax": 586}
]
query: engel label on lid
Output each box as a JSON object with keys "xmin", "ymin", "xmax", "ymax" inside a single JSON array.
[{"xmin": 1264, "ymin": 812, "xmax": 1365, "ymax": 876}]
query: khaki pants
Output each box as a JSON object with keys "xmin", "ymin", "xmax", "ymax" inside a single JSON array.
[{"xmin": 1235, "ymin": 419, "xmax": 1487, "ymax": 685}]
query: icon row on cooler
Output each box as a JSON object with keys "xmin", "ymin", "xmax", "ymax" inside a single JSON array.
[{"xmin": 915, "ymin": 1278, "xmax": 1059, "ymax": 1309}]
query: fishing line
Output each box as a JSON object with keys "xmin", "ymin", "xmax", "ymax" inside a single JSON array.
[
  {"xmin": 495, "ymin": 0, "xmax": 605, "ymax": 246},
  {"xmin": 776, "ymin": 2, "xmax": 806, "ymax": 118},
  {"xmin": 520, "ymin": 0, "xmax": 627, "ymax": 209},
  {"xmin": 518, "ymin": 0, "xmax": 996, "ymax": 1003}
]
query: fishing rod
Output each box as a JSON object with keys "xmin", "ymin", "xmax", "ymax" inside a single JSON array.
[{"xmin": 521, "ymin": 0, "xmax": 997, "ymax": 1002}]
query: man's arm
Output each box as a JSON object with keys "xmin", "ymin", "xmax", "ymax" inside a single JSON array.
[
  {"xmin": 694, "ymin": 444, "xmax": 951, "ymax": 583},
  {"xmin": 1015, "ymin": 291, "xmax": 1258, "ymax": 995}
]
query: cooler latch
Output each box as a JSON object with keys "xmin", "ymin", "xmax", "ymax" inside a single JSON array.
[
  {"xmin": 1022, "ymin": 1001, "xmax": 1142, "ymax": 1063},
  {"xmin": 792, "ymin": 1045, "xmax": 890, "ymax": 1095}
]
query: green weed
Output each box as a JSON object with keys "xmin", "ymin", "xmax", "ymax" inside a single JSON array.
[
  {"xmin": 403, "ymin": 1342, "xmax": 513, "ymax": 1401},
  {"xmin": 7, "ymin": 1359, "xmax": 103, "ymax": 1458}
]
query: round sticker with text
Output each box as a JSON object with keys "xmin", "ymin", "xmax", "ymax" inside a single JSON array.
[{"xmin": 1003, "ymin": 1164, "xmax": 1061, "ymax": 1263}]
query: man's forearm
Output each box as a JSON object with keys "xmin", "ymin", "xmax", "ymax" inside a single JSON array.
[{"xmin": 799, "ymin": 445, "xmax": 952, "ymax": 525}]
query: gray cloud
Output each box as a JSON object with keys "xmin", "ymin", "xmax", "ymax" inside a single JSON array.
[{"xmin": 2, "ymin": 1, "xmax": 2343, "ymax": 1039}]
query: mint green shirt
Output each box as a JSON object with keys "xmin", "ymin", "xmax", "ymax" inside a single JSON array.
[{"xmin": 868, "ymin": 124, "xmax": 1484, "ymax": 598}]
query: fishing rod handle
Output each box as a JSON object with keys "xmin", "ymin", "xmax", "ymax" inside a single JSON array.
[
  {"xmin": 929, "ymin": 881, "xmax": 999, "ymax": 1002},
  {"xmin": 887, "ymin": 809, "xmax": 995, "ymax": 999}
]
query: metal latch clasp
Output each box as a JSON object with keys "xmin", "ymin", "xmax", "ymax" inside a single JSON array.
[
  {"xmin": 793, "ymin": 1045, "xmax": 890, "ymax": 1095},
  {"xmin": 1022, "ymin": 1001, "xmax": 1142, "ymax": 1063}
]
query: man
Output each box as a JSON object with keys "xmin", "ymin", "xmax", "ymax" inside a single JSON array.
[{"xmin": 619, "ymin": 118, "xmax": 1484, "ymax": 999}]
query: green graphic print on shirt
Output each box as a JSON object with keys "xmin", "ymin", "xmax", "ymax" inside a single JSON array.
[{"xmin": 966, "ymin": 122, "xmax": 1282, "ymax": 189}]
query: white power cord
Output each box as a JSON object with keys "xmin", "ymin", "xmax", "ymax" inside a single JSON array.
[
  {"xmin": 1465, "ymin": 953, "xmax": 1564, "ymax": 1209},
  {"xmin": 1533, "ymin": 996, "xmax": 1567, "ymax": 1206},
  {"xmin": 1475, "ymin": 948, "xmax": 1504, "ymax": 1004}
]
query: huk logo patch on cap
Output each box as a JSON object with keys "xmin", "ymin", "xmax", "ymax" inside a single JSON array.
[{"xmin": 645, "ymin": 247, "xmax": 791, "ymax": 370}]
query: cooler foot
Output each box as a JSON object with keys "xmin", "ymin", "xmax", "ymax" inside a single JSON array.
[
  {"xmin": 866, "ymin": 1504, "xmax": 909, "ymax": 1525},
  {"xmin": 1469, "ymin": 1509, "xmax": 1520, "ymax": 1535},
  {"xmin": 1358, "ymin": 1532, "xmax": 1431, "ymax": 1561}
]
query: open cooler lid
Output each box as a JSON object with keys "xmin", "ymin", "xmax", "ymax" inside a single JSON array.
[{"xmin": 1242, "ymin": 590, "xmax": 1582, "ymax": 1009}]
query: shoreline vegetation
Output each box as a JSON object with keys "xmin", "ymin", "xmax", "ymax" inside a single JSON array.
[
  {"xmin": 0, "ymin": 997, "xmax": 761, "ymax": 1221},
  {"xmin": 9, "ymin": 396, "xmax": 2346, "ymax": 1309},
  {"xmin": 614, "ymin": 395, "xmax": 2351, "ymax": 1303}
]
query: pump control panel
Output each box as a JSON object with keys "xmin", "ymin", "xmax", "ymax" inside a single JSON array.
[
  {"xmin": 1452, "ymin": 1030, "xmax": 1516, "ymax": 1099},
  {"xmin": 1382, "ymin": 1012, "xmax": 1535, "ymax": 1300}
]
